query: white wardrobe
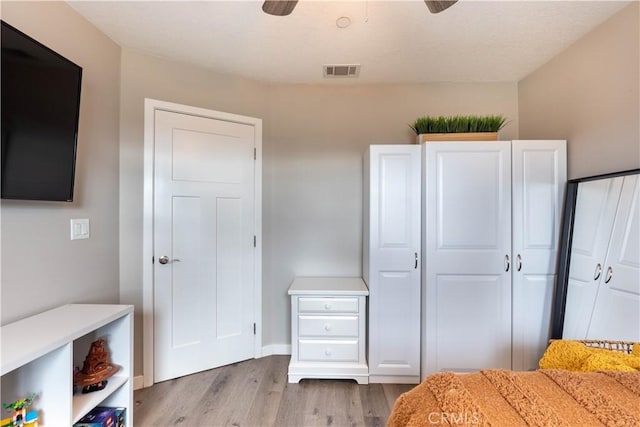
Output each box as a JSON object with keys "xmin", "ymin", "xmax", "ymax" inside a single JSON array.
[
  {"xmin": 363, "ymin": 145, "xmax": 422, "ymax": 383},
  {"xmin": 562, "ymin": 173, "xmax": 639, "ymax": 342},
  {"xmin": 422, "ymin": 140, "xmax": 566, "ymax": 376},
  {"xmin": 364, "ymin": 140, "xmax": 566, "ymax": 381}
]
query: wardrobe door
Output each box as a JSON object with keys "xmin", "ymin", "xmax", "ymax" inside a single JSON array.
[
  {"xmin": 423, "ymin": 142, "xmax": 512, "ymax": 376},
  {"xmin": 562, "ymin": 177, "xmax": 623, "ymax": 339},
  {"xmin": 511, "ymin": 140, "xmax": 566, "ymax": 371},
  {"xmin": 365, "ymin": 145, "xmax": 422, "ymax": 383},
  {"xmin": 586, "ymin": 175, "xmax": 640, "ymax": 341}
]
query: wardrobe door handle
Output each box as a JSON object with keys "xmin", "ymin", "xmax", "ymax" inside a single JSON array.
[
  {"xmin": 414, "ymin": 252, "xmax": 418, "ymax": 269},
  {"xmin": 593, "ymin": 263, "xmax": 602, "ymax": 281},
  {"xmin": 504, "ymin": 255, "xmax": 510, "ymax": 272},
  {"xmin": 604, "ymin": 266, "xmax": 613, "ymax": 284},
  {"xmin": 516, "ymin": 254, "xmax": 522, "ymax": 272}
]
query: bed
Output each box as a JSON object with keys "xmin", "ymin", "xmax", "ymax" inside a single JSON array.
[{"xmin": 388, "ymin": 341, "xmax": 640, "ymax": 426}]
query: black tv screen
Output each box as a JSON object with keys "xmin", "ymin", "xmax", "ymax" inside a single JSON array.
[{"xmin": 1, "ymin": 21, "xmax": 82, "ymax": 202}]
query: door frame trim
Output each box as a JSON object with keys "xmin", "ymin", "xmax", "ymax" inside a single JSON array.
[{"xmin": 142, "ymin": 98, "xmax": 262, "ymax": 387}]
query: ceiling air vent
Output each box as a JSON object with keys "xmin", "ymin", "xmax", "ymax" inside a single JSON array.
[{"xmin": 323, "ymin": 64, "xmax": 360, "ymax": 78}]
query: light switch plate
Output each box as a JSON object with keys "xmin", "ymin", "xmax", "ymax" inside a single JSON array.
[{"xmin": 70, "ymin": 218, "xmax": 90, "ymax": 240}]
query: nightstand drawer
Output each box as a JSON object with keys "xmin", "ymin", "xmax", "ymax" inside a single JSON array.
[
  {"xmin": 299, "ymin": 315, "xmax": 358, "ymax": 337},
  {"xmin": 298, "ymin": 339, "xmax": 359, "ymax": 362},
  {"xmin": 298, "ymin": 297, "xmax": 358, "ymax": 313}
]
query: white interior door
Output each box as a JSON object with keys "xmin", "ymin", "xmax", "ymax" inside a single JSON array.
[
  {"xmin": 587, "ymin": 175, "xmax": 640, "ymax": 341},
  {"xmin": 365, "ymin": 145, "xmax": 421, "ymax": 382},
  {"xmin": 511, "ymin": 140, "xmax": 566, "ymax": 370},
  {"xmin": 153, "ymin": 109, "xmax": 256, "ymax": 382},
  {"xmin": 562, "ymin": 177, "xmax": 623, "ymax": 339},
  {"xmin": 423, "ymin": 142, "xmax": 512, "ymax": 376}
]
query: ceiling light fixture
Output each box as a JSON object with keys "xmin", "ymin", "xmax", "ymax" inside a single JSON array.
[
  {"xmin": 336, "ymin": 16, "xmax": 351, "ymax": 29},
  {"xmin": 262, "ymin": 1, "xmax": 458, "ymax": 16}
]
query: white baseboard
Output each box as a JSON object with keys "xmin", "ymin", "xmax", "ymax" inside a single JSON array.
[
  {"xmin": 261, "ymin": 344, "xmax": 291, "ymax": 356},
  {"xmin": 133, "ymin": 375, "xmax": 145, "ymax": 390},
  {"xmin": 369, "ymin": 375, "xmax": 420, "ymax": 384}
]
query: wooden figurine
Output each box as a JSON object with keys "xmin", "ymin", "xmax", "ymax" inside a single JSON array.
[{"xmin": 74, "ymin": 339, "xmax": 119, "ymax": 393}]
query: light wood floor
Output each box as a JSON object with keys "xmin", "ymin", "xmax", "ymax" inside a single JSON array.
[{"xmin": 134, "ymin": 355, "xmax": 414, "ymax": 427}]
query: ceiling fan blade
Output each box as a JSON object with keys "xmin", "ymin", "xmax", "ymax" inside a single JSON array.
[
  {"xmin": 262, "ymin": 1, "xmax": 298, "ymax": 16},
  {"xmin": 424, "ymin": 0, "xmax": 458, "ymax": 14}
]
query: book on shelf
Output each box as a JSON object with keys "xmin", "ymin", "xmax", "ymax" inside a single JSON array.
[{"xmin": 74, "ymin": 406, "xmax": 126, "ymax": 427}]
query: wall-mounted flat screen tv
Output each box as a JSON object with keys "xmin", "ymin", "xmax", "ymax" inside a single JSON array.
[{"xmin": 1, "ymin": 20, "xmax": 82, "ymax": 202}]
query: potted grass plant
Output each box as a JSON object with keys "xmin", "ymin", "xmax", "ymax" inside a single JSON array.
[{"xmin": 411, "ymin": 115, "xmax": 507, "ymax": 143}]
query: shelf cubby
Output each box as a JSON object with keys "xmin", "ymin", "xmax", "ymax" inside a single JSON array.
[{"xmin": 1, "ymin": 304, "xmax": 133, "ymax": 426}]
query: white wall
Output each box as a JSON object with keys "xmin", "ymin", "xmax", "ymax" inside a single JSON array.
[
  {"xmin": 1, "ymin": 2, "xmax": 121, "ymax": 324},
  {"xmin": 518, "ymin": 2, "xmax": 639, "ymax": 179},
  {"xmin": 118, "ymin": 47, "xmax": 519, "ymax": 375},
  {"xmin": 264, "ymin": 83, "xmax": 518, "ymax": 348}
]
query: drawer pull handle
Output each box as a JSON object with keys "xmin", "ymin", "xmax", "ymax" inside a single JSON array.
[
  {"xmin": 324, "ymin": 323, "xmax": 331, "ymax": 331},
  {"xmin": 324, "ymin": 303, "xmax": 332, "ymax": 310},
  {"xmin": 325, "ymin": 349, "xmax": 332, "ymax": 356}
]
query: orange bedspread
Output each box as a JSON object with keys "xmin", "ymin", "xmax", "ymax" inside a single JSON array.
[{"xmin": 388, "ymin": 369, "xmax": 640, "ymax": 426}]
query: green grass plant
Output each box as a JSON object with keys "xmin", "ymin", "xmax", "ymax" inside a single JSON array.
[{"xmin": 411, "ymin": 115, "xmax": 507, "ymax": 135}]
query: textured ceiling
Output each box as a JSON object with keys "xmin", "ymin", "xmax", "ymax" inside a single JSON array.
[{"xmin": 68, "ymin": 0, "xmax": 630, "ymax": 84}]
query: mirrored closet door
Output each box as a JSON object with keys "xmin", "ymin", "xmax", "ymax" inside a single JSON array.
[{"xmin": 552, "ymin": 169, "xmax": 640, "ymax": 342}]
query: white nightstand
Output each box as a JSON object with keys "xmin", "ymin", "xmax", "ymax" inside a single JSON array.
[{"xmin": 287, "ymin": 277, "xmax": 369, "ymax": 384}]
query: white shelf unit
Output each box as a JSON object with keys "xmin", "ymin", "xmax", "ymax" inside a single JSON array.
[{"xmin": 1, "ymin": 304, "xmax": 133, "ymax": 426}]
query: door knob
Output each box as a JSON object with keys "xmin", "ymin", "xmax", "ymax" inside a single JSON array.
[{"xmin": 158, "ymin": 256, "xmax": 180, "ymax": 265}]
